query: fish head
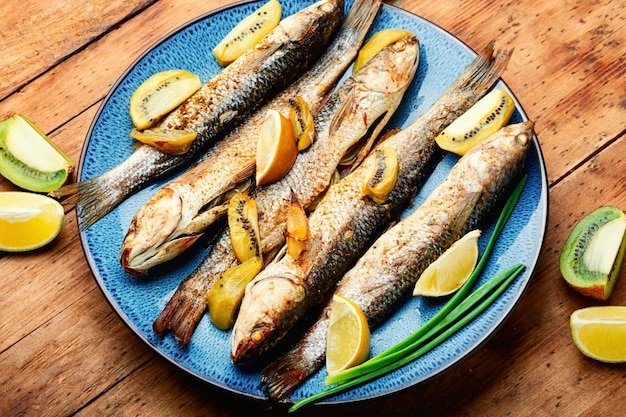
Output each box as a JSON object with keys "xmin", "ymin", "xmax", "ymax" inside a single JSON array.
[
  {"xmin": 120, "ymin": 186, "xmax": 200, "ymax": 275},
  {"xmin": 357, "ymin": 35, "xmax": 420, "ymax": 94},
  {"xmin": 231, "ymin": 262, "xmax": 307, "ymax": 362}
]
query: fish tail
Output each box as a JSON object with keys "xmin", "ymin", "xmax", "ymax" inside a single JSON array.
[
  {"xmin": 260, "ymin": 320, "xmax": 329, "ymax": 401},
  {"xmin": 152, "ymin": 289, "xmax": 206, "ymax": 346},
  {"xmin": 342, "ymin": 0, "xmax": 382, "ymax": 39},
  {"xmin": 449, "ymin": 40, "xmax": 513, "ymax": 96},
  {"xmin": 50, "ymin": 175, "xmax": 123, "ymax": 231}
]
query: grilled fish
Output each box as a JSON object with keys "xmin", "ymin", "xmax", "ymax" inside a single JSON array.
[
  {"xmin": 120, "ymin": 0, "xmax": 382, "ymax": 276},
  {"xmin": 231, "ymin": 41, "xmax": 513, "ymax": 363},
  {"xmin": 50, "ymin": 0, "xmax": 345, "ymax": 230},
  {"xmin": 260, "ymin": 120, "xmax": 534, "ymax": 400},
  {"xmin": 152, "ymin": 34, "xmax": 420, "ymax": 346}
]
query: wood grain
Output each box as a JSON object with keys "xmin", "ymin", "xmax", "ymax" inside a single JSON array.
[{"xmin": 1, "ymin": 0, "xmax": 625, "ymax": 416}]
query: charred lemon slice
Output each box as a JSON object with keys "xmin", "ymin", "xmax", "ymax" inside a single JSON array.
[
  {"xmin": 435, "ymin": 88, "xmax": 515, "ymax": 155},
  {"xmin": 362, "ymin": 147, "xmax": 398, "ymax": 204},
  {"xmin": 207, "ymin": 256, "xmax": 264, "ymax": 330},
  {"xmin": 213, "ymin": 0, "xmax": 282, "ymax": 66},
  {"xmin": 129, "ymin": 69, "xmax": 202, "ymax": 130},
  {"xmin": 353, "ymin": 29, "xmax": 414, "ymax": 73},
  {"xmin": 285, "ymin": 191, "xmax": 309, "ymax": 260},
  {"xmin": 129, "ymin": 128, "xmax": 197, "ymax": 155},
  {"xmin": 228, "ymin": 191, "xmax": 262, "ymax": 263},
  {"xmin": 289, "ymin": 96, "xmax": 316, "ymax": 150}
]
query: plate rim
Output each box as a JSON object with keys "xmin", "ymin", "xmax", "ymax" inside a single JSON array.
[{"xmin": 77, "ymin": 0, "xmax": 550, "ymax": 405}]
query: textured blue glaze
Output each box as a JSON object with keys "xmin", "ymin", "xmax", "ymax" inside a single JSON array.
[{"xmin": 78, "ymin": 0, "xmax": 548, "ymax": 405}]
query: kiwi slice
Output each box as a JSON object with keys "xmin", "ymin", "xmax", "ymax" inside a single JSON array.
[
  {"xmin": 362, "ymin": 147, "xmax": 399, "ymax": 204},
  {"xmin": 129, "ymin": 69, "xmax": 202, "ymax": 130},
  {"xmin": 212, "ymin": 0, "xmax": 282, "ymax": 67},
  {"xmin": 435, "ymin": 88, "xmax": 515, "ymax": 156},
  {"xmin": 0, "ymin": 114, "xmax": 74, "ymax": 192},
  {"xmin": 560, "ymin": 206, "xmax": 626, "ymax": 300}
]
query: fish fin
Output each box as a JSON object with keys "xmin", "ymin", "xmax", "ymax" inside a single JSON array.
[
  {"xmin": 49, "ymin": 176, "xmax": 124, "ymax": 231},
  {"xmin": 448, "ymin": 40, "xmax": 513, "ymax": 97},
  {"xmin": 260, "ymin": 343, "xmax": 325, "ymax": 401},
  {"xmin": 153, "ymin": 288, "xmax": 206, "ymax": 345},
  {"xmin": 233, "ymin": 159, "xmax": 256, "ymax": 184},
  {"xmin": 328, "ymin": 91, "xmax": 357, "ymax": 137}
]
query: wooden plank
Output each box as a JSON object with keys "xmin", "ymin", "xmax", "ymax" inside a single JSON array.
[
  {"xmin": 401, "ymin": 0, "xmax": 626, "ymax": 184},
  {"xmin": 0, "ymin": 0, "xmax": 232, "ymax": 134},
  {"xmin": 0, "ymin": 288, "xmax": 152, "ymax": 417},
  {"xmin": 0, "ymin": 0, "xmax": 155, "ymax": 101}
]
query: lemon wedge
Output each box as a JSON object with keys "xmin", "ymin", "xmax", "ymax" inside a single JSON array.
[
  {"xmin": 413, "ymin": 229, "xmax": 481, "ymax": 297},
  {"xmin": 570, "ymin": 306, "xmax": 626, "ymax": 363},
  {"xmin": 0, "ymin": 191, "xmax": 64, "ymax": 252},
  {"xmin": 353, "ymin": 28, "xmax": 414, "ymax": 73},
  {"xmin": 326, "ymin": 294, "xmax": 370, "ymax": 375},
  {"xmin": 255, "ymin": 109, "xmax": 297, "ymax": 186}
]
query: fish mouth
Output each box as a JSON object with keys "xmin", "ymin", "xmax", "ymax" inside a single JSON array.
[{"xmin": 121, "ymin": 233, "xmax": 201, "ymax": 276}]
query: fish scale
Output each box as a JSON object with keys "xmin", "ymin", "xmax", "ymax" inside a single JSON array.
[
  {"xmin": 255, "ymin": 43, "xmax": 518, "ymax": 400},
  {"xmin": 50, "ymin": 0, "xmax": 345, "ymax": 230},
  {"xmin": 155, "ymin": 33, "xmax": 419, "ymax": 346},
  {"xmin": 120, "ymin": 0, "xmax": 384, "ymax": 276},
  {"xmin": 151, "ymin": 0, "xmax": 386, "ymax": 345}
]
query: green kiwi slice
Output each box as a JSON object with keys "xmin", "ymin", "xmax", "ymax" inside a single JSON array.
[
  {"xmin": 0, "ymin": 114, "xmax": 74, "ymax": 192},
  {"xmin": 560, "ymin": 206, "xmax": 626, "ymax": 300}
]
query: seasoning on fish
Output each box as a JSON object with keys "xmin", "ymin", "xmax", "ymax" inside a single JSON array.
[
  {"xmin": 49, "ymin": 0, "xmax": 345, "ymax": 230},
  {"xmin": 121, "ymin": 0, "xmax": 382, "ymax": 276},
  {"xmin": 152, "ymin": 25, "xmax": 417, "ymax": 347},
  {"xmin": 259, "ymin": 121, "xmax": 533, "ymax": 401},
  {"xmin": 231, "ymin": 41, "xmax": 513, "ymax": 364}
]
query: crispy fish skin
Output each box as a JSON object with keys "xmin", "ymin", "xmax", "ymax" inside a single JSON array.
[
  {"xmin": 120, "ymin": 0, "xmax": 383, "ymax": 276},
  {"xmin": 259, "ymin": 121, "xmax": 533, "ymax": 400},
  {"xmin": 231, "ymin": 41, "xmax": 513, "ymax": 363},
  {"xmin": 50, "ymin": 0, "xmax": 345, "ymax": 230},
  {"xmin": 152, "ymin": 34, "xmax": 419, "ymax": 346}
]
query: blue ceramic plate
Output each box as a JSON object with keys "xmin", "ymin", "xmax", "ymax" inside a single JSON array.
[{"xmin": 79, "ymin": 0, "xmax": 548, "ymax": 404}]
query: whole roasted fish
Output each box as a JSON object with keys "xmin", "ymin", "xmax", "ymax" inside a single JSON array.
[
  {"xmin": 50, "ymin": 0, "xmax": 345, "ymax": 230},
  {"xmin": 231, "ymin": 41, "xmax": 513, "ymax": 363},
  {"xmin": 152, "ymin": 34, "xmax": 420, "ymax": 346},
  {"xmin": 120, "ymin": 0, "xmax": 382, "ymax": 276},
  {"xmin": 260, "ymin": 121, "xmax": 534, "ymax": 400}
]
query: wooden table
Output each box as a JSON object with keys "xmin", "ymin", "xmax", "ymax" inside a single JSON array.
[{"xmin": 1, "ymin": 0, "xmax": 625, "ymax": 415}]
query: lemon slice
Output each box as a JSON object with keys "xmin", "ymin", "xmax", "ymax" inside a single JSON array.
[
  {"xmin": 570, "ymin": 306, "xmax": 626, "ymax": 363},
  {"xmin": 353, "ymin": 28, "xmax": 414, "ymax": 73},
  {"xmin": 255, "ymin": 109, "xmax": 297, "ymax": 186},
  {"xmin": 326, "ymin": 294, "xmax": 370, "ymax": 374},
  {"xmin": 0, "ymin": 191, "xmax": 64, "ymax": 252},
  {"xmin": 413, "ymin": 229, "xmax": 481, "ymax": 297}
]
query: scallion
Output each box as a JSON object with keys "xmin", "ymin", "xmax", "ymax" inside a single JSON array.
[{"xmin": 289, "ymin": 175, "xmax": 528, "ymax": 412}]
